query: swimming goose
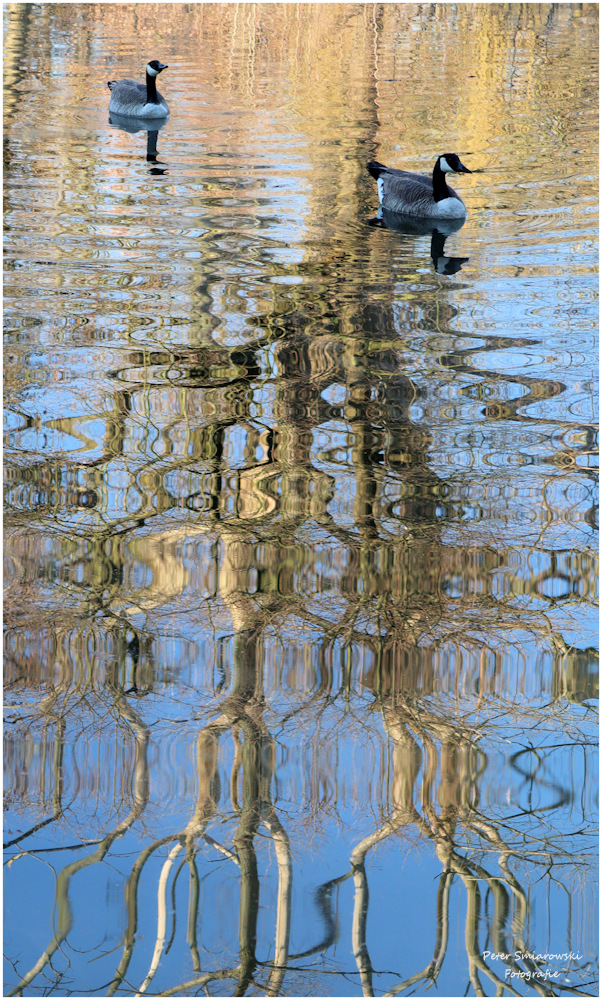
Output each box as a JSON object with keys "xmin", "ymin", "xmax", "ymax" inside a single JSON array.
[
  {"xmin": 108, "ymin": 60, "xmax": 169, "ymax": 118},
  {"xmin": 367, "ymin": 154, "xmax": 472, "ymax": 219}
]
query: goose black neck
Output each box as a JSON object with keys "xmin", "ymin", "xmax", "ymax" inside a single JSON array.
[
  {"xmin": 145, "ymin": 70, "xmax": 159, "ymax": 103},
  {"xmin": 432, "ymin": 160, "xmax": 452, "ymax": 202}
]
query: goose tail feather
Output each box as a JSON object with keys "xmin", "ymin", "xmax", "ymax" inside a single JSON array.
[{"xmin": 367, "ymin": 160, "xmax": 388, "ymax": 180}]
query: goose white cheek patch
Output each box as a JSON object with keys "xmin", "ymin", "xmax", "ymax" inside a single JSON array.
[
  {"xmin": 146, "ymin": 64, "xmax": 159, "ymax": 76},
  {"xmin": 439, "ymin": 156, "xmax": 453, "ymax": 173}
]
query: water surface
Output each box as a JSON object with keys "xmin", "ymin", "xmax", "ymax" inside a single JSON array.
[{"xmin": 3, "ymin": 3, "xmax": 598, "ymax": 997}]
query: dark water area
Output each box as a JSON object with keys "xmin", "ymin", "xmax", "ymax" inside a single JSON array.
[{"xmin": 3, "ymin": 3, "xmax": 598, "ymax": 997}]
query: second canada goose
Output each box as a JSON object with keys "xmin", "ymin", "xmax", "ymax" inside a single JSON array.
[
  {"xmin": 367, "ymin": 154, "xmax": 472, "ymax": 219},
  {"xmin": 107, "ymin": 60, "xmax": 169, "ymax": 118}
]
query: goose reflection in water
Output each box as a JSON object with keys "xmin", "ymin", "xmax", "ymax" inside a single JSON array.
[
  {"xmin": 370, "ymin": 210, "xmax": 470, "ymax": 275},
  {"xmin": 108, "ymin": 111, "xmax": 168, "ymax": 174}
]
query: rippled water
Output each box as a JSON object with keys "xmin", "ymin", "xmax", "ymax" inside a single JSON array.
[{"xmin": 4, "ymin": 3, "xmax": 599, "ymax": 997}]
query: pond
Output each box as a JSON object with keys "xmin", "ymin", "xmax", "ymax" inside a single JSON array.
[{"xmin": 3, "ymin": 3, "xmax": 598, "ymax": 997}]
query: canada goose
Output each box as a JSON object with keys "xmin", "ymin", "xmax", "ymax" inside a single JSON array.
[
  {"xmin": 367, "ymin": 154, "xmax": 472, "ymax": 219},
  {"xmin": 107, "ymin": 60, "xmax": 169, "ymax": 118}
]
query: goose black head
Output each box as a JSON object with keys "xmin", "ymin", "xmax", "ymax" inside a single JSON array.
[
  {"xmin": 146, "ymin": 60, "xmax": 168, "ymax": 76},
  {"xmin": 439, "ymin": 153, "xmax": 471, "ymax": 174}
]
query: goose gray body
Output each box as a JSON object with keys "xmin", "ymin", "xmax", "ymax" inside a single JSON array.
[
  {"xmin": 108, "ymin": 60, "xmax": 169, "ymax": 118},
  {"xmin": 367, "ymin": 154, "xmax": 471, "ymax": 219}
]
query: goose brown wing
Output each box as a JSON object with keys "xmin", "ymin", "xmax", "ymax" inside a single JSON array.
[
  {"xmin": 381, "ymin": 169, "xmax": 459, "ymax": 212},
  {"xmin": 382, "ymin": 173, "xmax": 433, "ymax": 213},
  {"xmin": 380, "ymin": 167, "xmax": 431, "ymax": 188},
  {"xmin": 109, "ymin": 79, "xmax": 146, "ymax": 99}
]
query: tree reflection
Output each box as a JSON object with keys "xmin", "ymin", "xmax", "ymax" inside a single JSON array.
[
  {"xmin": 5, "ymin": 238, "xmax": 596, "ymax": 994},
  {"xmin": 7, "ymin": 691, "xmax": 150, "ymax": 997}
]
